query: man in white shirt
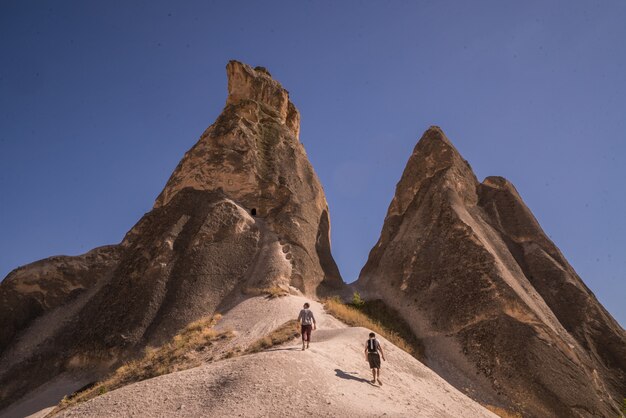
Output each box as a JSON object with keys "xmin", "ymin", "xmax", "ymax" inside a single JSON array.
[{"xmin": 297, "ymin": 302, "xmax": 316, "ymax": 350}]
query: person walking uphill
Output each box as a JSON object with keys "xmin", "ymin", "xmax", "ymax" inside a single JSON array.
[
  {"xmin": 364, "ymin": 332, "xmax": 386, "ymax": 385},
  {"xmin": 297, "ymin": 303, "xmax": 316, "ymax": 350}
]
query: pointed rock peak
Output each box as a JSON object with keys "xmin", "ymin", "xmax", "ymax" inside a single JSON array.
[
  {"xmin": 387, "ymin": 126, "xmax": 478, "ymax": 217},
  {"xmin": 225, "ymin": 60, "xmax": 299, "ymax": 136},
  {"xmin": 401, "ymin": 126, "xmax": 476, "ymax": 183},
  {"xmin": 412, "ymin": 126, "xmax": 462, "ymax": 164},
  {"xmin": 422, "ymin": 125, "xmax": 448, "ymax": 141},
  {"xmin": 226, "ymin": 60, "xmax": 285, "ymax": 106}
]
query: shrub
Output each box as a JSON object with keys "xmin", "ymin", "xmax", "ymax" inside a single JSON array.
[
  {"xmin": 351, "ymin": 291, "xmax": 365, "ymax": 308},
  {"xmin": 243, "ymin": 286, "xmax": 289, "ymax": 299},
  {"xmin": 483, "ymin": 404, "xmax": 523, "ymax": 418},
  {"xmin": 55, "ymin": 314, "xmax": 231, "ymax": 412},
  {"xmin": 246, "ymin": 319, "xmax": 300, "ymax": 353},
  {"xmin": 323, "ymin": 297, "xmax": 423, "ymax": 360}
]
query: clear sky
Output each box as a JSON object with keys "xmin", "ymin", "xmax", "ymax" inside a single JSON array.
[{"xmin": 1, "ymin": 1, "xmax": 624, "ymax": 326}]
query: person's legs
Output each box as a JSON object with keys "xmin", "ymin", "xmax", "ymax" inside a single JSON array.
[
  {"xmin": 377, "ymin": 368, "xmax": 382, "ymax": 386},
  {"xmin": 305, "ymin": 325, "xmax": 312, "ymax": 348},
  {"xmin": 306, "ymin": 328, "xmax": 310, "ymax": 349},
  {"xmin": 371, "ymin": 367, "xmax": 376, "ymax": 383},
  {"xmin": 301, "ymin": 325, "xmax": 312, "ymax": 350}
]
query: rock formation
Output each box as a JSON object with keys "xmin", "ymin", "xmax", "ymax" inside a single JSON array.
[
  {"xmin": 2, "ymin": 62, "xmax": 624, "ymax": 418},
  {"xmin": 154, "ymin": 61, "xmax": 342, "ymax": 295},
  {"xmin": 357, "ymin": 126, "xmax": 626, "ymax": 417},
  {"xmin": 0, "ymin": 246, "xmax": 120, "ymax": 356},
  {"xmin": 0, "ymin": 61, "xmax": 342, "ymax": 410}
]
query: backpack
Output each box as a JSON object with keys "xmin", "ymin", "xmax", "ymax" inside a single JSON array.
[{"xmin": 367, "ymin": 338, "xmax": 379, "ymax": 353}]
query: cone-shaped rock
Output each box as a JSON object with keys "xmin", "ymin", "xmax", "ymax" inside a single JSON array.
[
  {"xmin": 154, "ymin": 61, "xmax": 342, "ymax": 295},
  {"xmin": 357, "ymin": 126, "xmax": 625, "ymax": 418},
  {"xmin": 0, "ymin": 61, "xmax": 343, "ymax": 409}
]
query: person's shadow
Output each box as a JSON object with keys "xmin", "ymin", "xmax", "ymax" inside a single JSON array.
[
  {"xmin": 265, "ymin": 347, "xmax": 302, "ymax": 352},
  {"xmin": 334, "ymin": 369, "xmax": 375, "ymax": 385}
]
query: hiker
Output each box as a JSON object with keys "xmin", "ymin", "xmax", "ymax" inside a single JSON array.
[
  {"xmin": 364, "ymin": 332, "xmax": 386, "ymax": 385},
  {"xmin": 297, "ymin": 302, "xmax": 316, "ymax": 350}
]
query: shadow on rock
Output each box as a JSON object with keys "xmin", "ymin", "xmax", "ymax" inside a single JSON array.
[{"xmin": 334, "ymin": 369, "xmax": 374, "ymax": 384}]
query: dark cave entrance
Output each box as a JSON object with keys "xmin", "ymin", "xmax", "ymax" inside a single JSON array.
[{"xmin": 251, "ymin": 208, "xmax": 257, "ymax": 216}]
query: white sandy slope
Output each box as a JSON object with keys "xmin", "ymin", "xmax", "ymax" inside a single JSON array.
[{"xmin": 54, "ymin": 296, "xmax": 497, "ymax": 418}]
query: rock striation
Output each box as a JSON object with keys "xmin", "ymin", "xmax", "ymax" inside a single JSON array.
[
  {"xmin": 357, "ymin": 126, "xmax": 626, "ymax": 417},
  {"xmin": 0, "ymin": 61, "xmax": 342, "ymax": 411}
]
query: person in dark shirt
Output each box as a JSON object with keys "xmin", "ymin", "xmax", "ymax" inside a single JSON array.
[{"xmin": 364, "ymin": 332, "xmax": 386, "ymax": 385}]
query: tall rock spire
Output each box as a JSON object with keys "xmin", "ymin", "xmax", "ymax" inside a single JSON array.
[
  {"xmin": 0, "ymin": 61, "xmax": 343, "ymax": 409},
  {"xmin": 357, "ymin": 127, "xmax": 626, "ymax": 418},
  {"xmin": 153, "ymin": 61, "xmax": 342, "ymax": 295}
]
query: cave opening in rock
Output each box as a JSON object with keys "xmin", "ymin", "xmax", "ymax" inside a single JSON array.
[{"xmin": 251, "ymin": 208, "xmax": 257, "ymax": 216}]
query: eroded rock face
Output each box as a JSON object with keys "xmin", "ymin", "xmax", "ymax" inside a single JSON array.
[
  {"xmin": 155, "ymin": 61, "xmax": 341, "ymax": 295},
  {"xmin": 0, "ymin": 61, "xmax": 342, "ymax": 410},
  {"xmin": 357, "ymin": 127, "xmax": 626, "ymax": 418},
  {"xmin": 0, "ymin": 246, "xmax": 121, "ymax": 355}
]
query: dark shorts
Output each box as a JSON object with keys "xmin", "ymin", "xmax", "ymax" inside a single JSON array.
[
  {"xmin": 301, "ymin": 324, "xmax": 312, "ymax": 341},
  {"xmin": 368, "ymin": 352, "xmax": 381, "ymax": 369}
]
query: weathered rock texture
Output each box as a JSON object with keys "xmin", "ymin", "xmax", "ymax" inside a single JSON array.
[
  {"xmin": 155, "ymin": 61, "xmax": 341, "ymax": 295},
  {"xmin": 357, "ymin": 126, "xmax": 626, "ymax": 418},
  {"xmin": 0, "ymin": 246, "xmax": 121, "ymax": 357},
  {"xmin": 0, "ymin": 61, "xmax": 342, "ymax": 411}
]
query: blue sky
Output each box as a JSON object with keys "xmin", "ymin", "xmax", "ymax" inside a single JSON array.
[{"xmin": 1, "ymin": 1, "xmax": 624, "ymax": 326}]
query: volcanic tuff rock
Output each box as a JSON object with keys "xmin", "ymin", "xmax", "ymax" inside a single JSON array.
[
  {"xmin": 357, "ymin": 126, "xmax": 626, "ymax": 417},
  {"xmin": 0, "ymin": 61, "xmax": 342, "ymax": 411},
  {"xmin": 155, "ymin": 61, "xmax": 341, "ymax": 295},
  {"xmin": 0, "ymin": 246, "xmax": 121, "ymax": 355}
]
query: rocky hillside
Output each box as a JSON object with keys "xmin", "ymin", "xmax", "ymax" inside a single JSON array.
[
  {"xmin": 2, "ymin": 62, "xmax": 624, "ymax": 418},
  {"xmin": 0, "ymin": 61, "xmax": 343, "ymax": 413},
  {"xmin": 357, "ymin": 126, "xmax": 626, "ymax": 417},
  {"xmin": 50, "ymin": 297, "xmax": 498, "ymax": 418},
  {"xmin": 0, "ymin": 246, "xmax": 120, "ymax": 356}
]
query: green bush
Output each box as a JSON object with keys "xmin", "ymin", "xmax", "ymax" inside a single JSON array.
[{"xmin": 351, "ymin": 291, "xmax": 365, "ymax": 308}]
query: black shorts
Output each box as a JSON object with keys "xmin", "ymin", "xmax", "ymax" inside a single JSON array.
[{"xmin": 367, "ymin": 352, "xmax": 381, "ymax": 369}]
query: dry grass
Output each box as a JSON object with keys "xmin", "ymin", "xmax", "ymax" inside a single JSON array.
[
  {"xmin": 483, "ymin": 404, "xmax": 523, "ymax": 418},
  {"xmin": 55, "ymin": 316, "xmax": 301, "ymax": 413},
  {"xmin": 323, "ymin": 297, "xmax": 423, "ymax": 360},
  {"xmin": 55, "ymin": 314, "xmax": 231, "ymax": 412},
  {"xmin": 242, "ymin": 286, "xmax": 289, "ymax": 299},
  {"xmin": 246, "ymin": 319, "xmax": 301, "ymax": 353}
]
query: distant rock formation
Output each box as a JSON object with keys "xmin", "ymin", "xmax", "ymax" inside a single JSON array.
[
  {"xmin": 0, "ymin": 61, "xmax": 342, "ymax": 410},
  {"xmin": 357, "ymin": 126, "xmax": 626, "ymax": 418}
]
